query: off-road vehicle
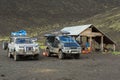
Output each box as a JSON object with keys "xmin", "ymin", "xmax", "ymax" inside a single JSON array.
[
  {"xmin": 3, "ymin": 30, "xmax": 40, "ymax": 61},
  {"xmin": 44, "ymin": 31, "xmax": 81, "ymax": 59}
]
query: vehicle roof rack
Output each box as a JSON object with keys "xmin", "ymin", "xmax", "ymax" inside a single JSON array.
[
  {"xmin": 52, "ymin": 31, "xmax": 70, "ymax": 36},
  {"xmin": 44, "ymin": 31, "xmax": 70, "ymax": 37},
  {"xmin": 44, "ymin": 34, "xmax": 55, "ymax": 37},
  {"xmin": 11, "ymin": 30, "xmax": 27, "ymax": 37}
]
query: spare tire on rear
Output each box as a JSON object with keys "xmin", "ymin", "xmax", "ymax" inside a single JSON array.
[{"xmin": 2, "ymin": 41, "xmax": 8, "ymax": 50}]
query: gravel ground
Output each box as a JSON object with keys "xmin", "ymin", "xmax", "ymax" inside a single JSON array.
[{"xmin": 0, "ymin": 45, "xmax": 120, "ymax": 80}]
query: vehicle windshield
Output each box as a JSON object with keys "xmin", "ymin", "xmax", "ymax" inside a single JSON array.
[
  {"xmin": 59, "ymin": 36, "xmax": 76, "ymax": 43},
  {"xmin": 16, "ymin": 38, "xmax": 33, "ymax": 44},
  {"xmin": 64, "ymin": 43, "xmax": 80, "ymax": 47},
  {"xmin": 59, "ymin": 36, "xmax": 80, "ymax": 47}
]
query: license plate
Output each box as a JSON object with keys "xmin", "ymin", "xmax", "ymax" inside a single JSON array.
[
  {"xmin": 26, "ymin": 52, "xmax": 33, "ymax": 54},
  {"xmin": 71, "ymin": 52, "xmax": 78, "ymax": 53}
]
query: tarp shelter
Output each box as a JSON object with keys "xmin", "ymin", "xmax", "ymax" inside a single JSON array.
[{"xmin": 61, "ymin": 24, "xmax": 116, "ymax": 52}]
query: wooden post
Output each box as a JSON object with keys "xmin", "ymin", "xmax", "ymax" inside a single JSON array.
[
  {"xmin": 86, "ymin": 37, "xmax": 89, "ymax": 42},
  {"xmin": 93, "ymin": 37, "xmax": 95, "ymax": 51},
  {"xmin": 89, "ymin": 37, "xmax": 92, "ymax": 51},
  {"xmin": 113, "ymin": 44, "xmax": 116, "ymax": 51},
  {"xmin": 101, "ymin": 36, "xmax": 104, "ymax": 52},
  {"xmin": 80, "ymin": 36, "xmax": 82, "ymax": 44}
]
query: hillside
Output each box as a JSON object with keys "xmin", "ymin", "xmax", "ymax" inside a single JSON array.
[{"xmin": 0, "ymin": 0, "xmax": 120, "ymax": 36}]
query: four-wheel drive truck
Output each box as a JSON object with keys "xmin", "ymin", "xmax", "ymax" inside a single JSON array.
[
  {"xmin": 2, "ymin": 30, "xmax": 40, "ymax": 61},
  {"xmin": 44, "ymin": 32, "xmax": 81, "ymax": 59}
]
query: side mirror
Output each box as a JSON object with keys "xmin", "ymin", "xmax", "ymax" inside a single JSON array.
[{"xmin": 2, "ymin": 41, "xmax": 8, "ymax": 50}]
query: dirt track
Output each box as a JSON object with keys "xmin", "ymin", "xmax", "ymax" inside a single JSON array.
[{"xmin": 0, "ymin": 45, "xmax": 120, "ymax": 80}]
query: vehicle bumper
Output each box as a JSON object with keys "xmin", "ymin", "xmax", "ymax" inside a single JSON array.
[
  {"xmin": 16, "ymin": 52, "xmax": 39, "ymax": 56},
  {"xmin": 62, "ymin": 49, "xmax": 81, "ymax": 54}
]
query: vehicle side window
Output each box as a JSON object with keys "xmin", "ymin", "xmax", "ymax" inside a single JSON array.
[
  {"xmin": 46, "ymin": 36, "xmax": 55, "ymax": 46},
  {"xmin": 53, "ymin": 38, "xmax": 60, "ymax": 48}
]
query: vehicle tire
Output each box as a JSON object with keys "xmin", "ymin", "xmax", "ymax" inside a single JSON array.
[
  {"xmin": 2, "ymin": 41, "xmax": 8, "ymax": 50},
  {"xmin": 7, "ymin": 49, "xmax": 12, "ymax": 58},
  {"xmin": 46, "ymin": 48, "xmax": 51, "ymax": 57},
  {"xmin": 14, "ymin": 53, "xmax": 19, "ymax": 61},
  {"xmin": 58, "ymin": 51, "xmax": 64, "ymax": 59},
  {"xmin": 74, "ymin": 54, "xmax": 80, "ymax": 59},
  {"xmin": 34, "ymin": 54, "xmax": 39, "ymax": 60}
]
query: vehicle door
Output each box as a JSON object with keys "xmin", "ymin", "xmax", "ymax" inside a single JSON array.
[
  {"xmin": 52, "ymin": 38, "xmax": 60, "ymax": 53},
  {"xmin": 45, "ymin": 36, "xmax": 55, "ymax": 52},
  {"xmin": 8, "ymin": 38, "xmax": 15, "ymax": 53}
]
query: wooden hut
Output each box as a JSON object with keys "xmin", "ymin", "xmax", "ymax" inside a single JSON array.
[{"xmin": 61, "ymin": 24, "xmax": 116, "ymax": 52}]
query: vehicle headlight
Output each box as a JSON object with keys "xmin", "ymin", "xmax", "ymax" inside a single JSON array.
[
  {"xmin": 77, "ymin": 47, "xmax": 81, "ymax": 49},
  {"xmin": 77, "ymin": 47, "xmax": 81, "ymax": 53},
  {"xmin": 34, "ymin": 46, "xmax": 40, "ymax": 52}
]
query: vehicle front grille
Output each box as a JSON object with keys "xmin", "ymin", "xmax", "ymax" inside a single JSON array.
[
  {"xmin": 26, "ymin": 47, "xmax": 33, "ymax": 51},
  {"xmin": 70, "ymin": 47, "xmax": 77, "ymax": 49}
]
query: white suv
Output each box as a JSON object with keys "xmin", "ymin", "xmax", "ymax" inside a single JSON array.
[{"xmin": 7, "ymin": 36, "xmax": 40, "ymax": 61}]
